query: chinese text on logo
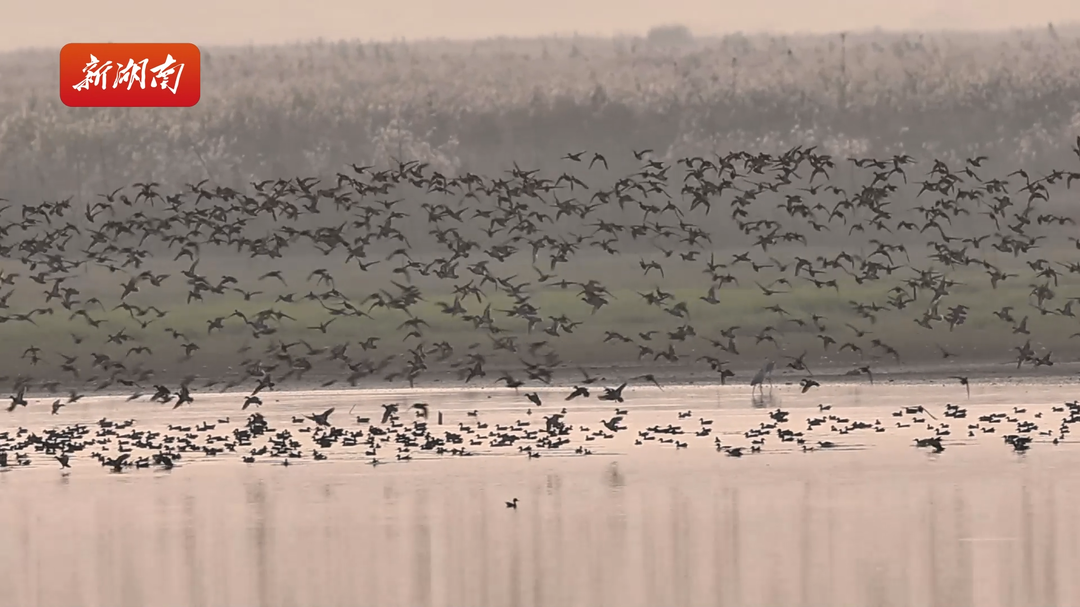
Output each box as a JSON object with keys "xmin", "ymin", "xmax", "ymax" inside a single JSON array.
[{"xmin": 60, "ymin": 43, "xmax": 201, "ymax": 107}]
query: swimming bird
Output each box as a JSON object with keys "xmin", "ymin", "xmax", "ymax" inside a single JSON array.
[{"xmin": 601, "ymin": 415, "xmax": 625, "ymax": 433}]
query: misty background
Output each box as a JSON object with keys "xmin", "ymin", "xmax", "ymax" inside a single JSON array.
[{"xmin": 3, "ymin": 0, "xmax": 1080, "ymax": 50}]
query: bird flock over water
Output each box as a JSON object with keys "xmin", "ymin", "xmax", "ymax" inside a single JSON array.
[
  {"xmin": 2, "ymin": 382, "xmax": 1078, "ymax": 475},
  {"xmin": 2, "ymin": 140, "xmax": 1080, "ymax": 472}
]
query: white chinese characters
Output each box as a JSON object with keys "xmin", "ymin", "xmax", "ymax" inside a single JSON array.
[
  {"xmin": 112, "ymin": 58, "xmax": 149, "ymax": 90},
  {"xmin": 72, "ymin": 54, "xmax": 113, "ymax": 91},
  {"xmin": 149, "ymin": 54, "xmax": 184, "ymax": 94},
  {"xmin": 72, "ymin": 53, "xmax": 185, "ymax": 94}
]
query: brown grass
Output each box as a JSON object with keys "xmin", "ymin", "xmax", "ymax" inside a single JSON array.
[{"xmin": 2, "ymin": 28, "xmax": 1080, "ymax": 203}]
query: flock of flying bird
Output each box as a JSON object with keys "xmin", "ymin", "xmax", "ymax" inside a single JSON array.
[{"xmin": 1, "ymin": 139, "xmax": 1080, "ymax": 474}]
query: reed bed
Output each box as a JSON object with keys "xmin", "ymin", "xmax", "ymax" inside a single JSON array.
[{"xmin": 2, "ymin": 27, "xmax": 1080, "ymax": 203}]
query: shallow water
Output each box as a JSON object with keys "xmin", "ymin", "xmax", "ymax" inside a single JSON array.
[{"xmin": 3, "ymin": 380, "xmax": 1080, "ymax": 607}]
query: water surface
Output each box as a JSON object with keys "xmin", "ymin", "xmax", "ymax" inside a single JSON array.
[{"xmin": 2, "ymin": 381, "xmax": 1080, "ymax": 607}]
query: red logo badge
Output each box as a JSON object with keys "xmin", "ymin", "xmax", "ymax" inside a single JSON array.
[{"xmin": 60, "ymin": 43, "xmax": 201, "ymax": 107}]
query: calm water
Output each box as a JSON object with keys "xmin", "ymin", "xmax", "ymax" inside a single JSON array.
[{"xmin": 2, "ymin": 380, "xmax": 1080, "ymax": 607}]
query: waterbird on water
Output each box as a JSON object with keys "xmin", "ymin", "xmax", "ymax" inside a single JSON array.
[
  {"xmin": 750, "ymin": 360, "xmax": 775, "ymax": 395},
  {"xmin": 601, "ymin": 415, "xmax": 625, "ymax": 433},
  {"xmin": 0, "ymin": 148, "xmax": 1078, "ymax": 471}
]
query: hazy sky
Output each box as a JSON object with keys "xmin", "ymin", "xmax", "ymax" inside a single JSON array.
[{"xmin": 4, "ymin": 0, "xmax": 1080, "ymax": 51}]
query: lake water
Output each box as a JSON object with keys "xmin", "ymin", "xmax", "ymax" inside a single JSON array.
[{"xmin": 2, "ymin": 380, "xmax": 1080, "ymax": 607}]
